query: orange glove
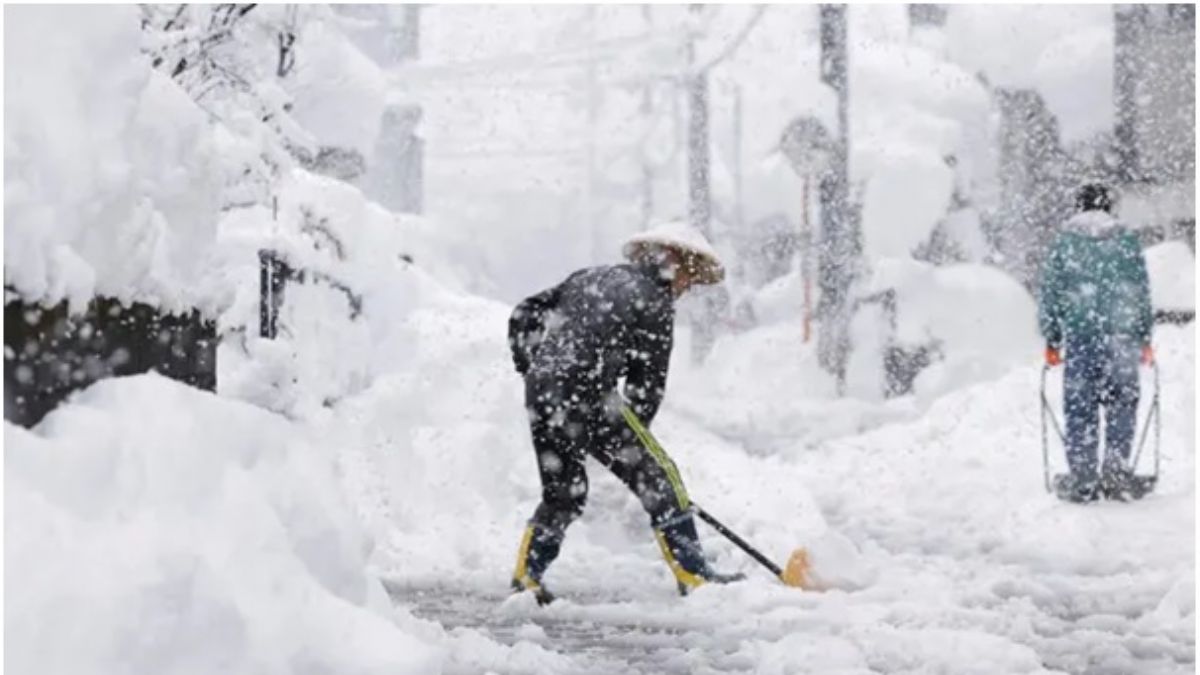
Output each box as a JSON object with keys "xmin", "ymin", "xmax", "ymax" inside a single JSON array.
[
  {"xmin": 1141, "ymin": 344, "xmax": 1155, "ymax": 365},
  {"xmin": 1044, "ymin": 347, "xmax": 1062, "ymax": 367}
]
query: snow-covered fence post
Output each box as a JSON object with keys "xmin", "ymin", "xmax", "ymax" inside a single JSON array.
[
  {"xmin": 259, "ymin": 249, "xmax": 289, "ymax": 339},
  {"xmin": 276, "ymin": 5, "xmax": 298, "ymax": 78},
  {"xmin": 256, "ymin": 246, "xmax": 363, "ymax": 341}
]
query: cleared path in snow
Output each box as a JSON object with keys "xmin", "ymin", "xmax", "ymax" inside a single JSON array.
[{"xmin": 358, "ymin": 308, "xmax": 1193, "ymax": 673}]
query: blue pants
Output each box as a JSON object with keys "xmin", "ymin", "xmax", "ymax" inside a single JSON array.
[{"xmin": 1063, "ymin": 336, "xmax": 1140, "ymax": 480}]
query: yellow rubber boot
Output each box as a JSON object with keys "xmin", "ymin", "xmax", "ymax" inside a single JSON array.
[
  {"xmin": 655, "ymin": 530, "xmax": 707, "ymax": 595},
  {"xmin": 511, "ymin": 525, "xmax": 555, "ymax": 605}
]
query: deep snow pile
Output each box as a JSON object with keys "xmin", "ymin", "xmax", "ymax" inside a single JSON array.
[
  {"xmin": 2, "ymin": 5, "xmax": 411, "ymax": 318},
  {"xmin": 670, "ymin": 257, "xmax": 1043, "ymax": 451},
  {"xmin": 4, "ymin": 5, "xmax": 226, "ymax": 314},
  {"xmin": 1147, "ymin": 241, "xmax": 1197, "ymax": 312},
  {"xmin": 5, "ymin": 376, "xmax": 438, "ymax": 674},
  {"xmin": 3, "ymin": 6, "xmax": 541, "ymax": 673},
  {"xmin": 5, "ymin": 369, "xmax": 588, "ymax": 675},
  {"xmin": 214, "ymin": 167, "xmax": 474, "ymax": 418}
]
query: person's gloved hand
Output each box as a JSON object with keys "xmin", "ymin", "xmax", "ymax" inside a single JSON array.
[
  {"xmin": 1141, "ymin": 344, "xmax": 1155, "ymax": 365},
  {"xmin": 1044, "ymin": 347, "xmax": 1062, "ymax": 367}
]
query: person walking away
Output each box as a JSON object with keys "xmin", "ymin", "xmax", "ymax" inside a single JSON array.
[
  {"xmin": 507, "ymin": 220, "xmax": 745, "ymax": 604},
  {"xmin": 1039, "ymin": 183, "xmax": 1154, "ymax": 503}
]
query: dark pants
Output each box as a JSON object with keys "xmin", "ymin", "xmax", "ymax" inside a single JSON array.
[
  {"xmin": 1063, "ymin": 335, "xmax": 1140, "ymax": 481},
  {"xmin": 519, "ymin": 372, "xmax": 697, "ymax": 581}
]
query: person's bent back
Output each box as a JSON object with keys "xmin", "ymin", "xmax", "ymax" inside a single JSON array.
[{"xmin": 509, "ymin": 262, "xmax": 673, "ymax": 424}]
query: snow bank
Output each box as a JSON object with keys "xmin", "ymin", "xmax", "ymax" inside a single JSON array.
[
  {"xmin": 1145, "ymin": 241, "xmax": 1196, "ymax": 311},
  {"xmin": 215, "ymin": 168, "xmax": 477, "ymax": 417},
  {"xmin": 5, "ymin": 375, "xmax": 439, "ymax": 675},
  {"xmin": 868, "ymin": 259, "xmax": 1042, "ymax": 401},
  {"xmin": 725, "ymin": 258, "xmax": 1039, "ymax": 412},
  {"xmin": 4, "ymin": 5, "xmax": 406, "ymax": 318},
  {"xmin": 4, "ymin": 5, "xmax": 225, "ymax": 314}
]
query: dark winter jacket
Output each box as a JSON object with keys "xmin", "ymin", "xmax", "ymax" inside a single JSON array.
[
  {"xmin": 1038, "ymin": 210, "xmax": 1153, "ymax": 349},
  {"xmin": 508, "ymin": 262, "xmax": 674, "ymax": 425}
]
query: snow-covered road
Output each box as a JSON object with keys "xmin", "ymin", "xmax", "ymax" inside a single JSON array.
[
  {"xmin": 386, "ymin": 559, "xmax": 1193, "ymax": 674},
  {"xmin": 9, "ymin": 287, "xmax": 1187, "ymax": 675},
  {"xmin": 360, "ymin": 315, "xmax": 1193, "ymax": 674}
]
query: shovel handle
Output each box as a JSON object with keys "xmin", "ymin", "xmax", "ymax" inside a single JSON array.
[{"xmin": 694, "ymin": 505, "xmax": 784, "ymax": 578}]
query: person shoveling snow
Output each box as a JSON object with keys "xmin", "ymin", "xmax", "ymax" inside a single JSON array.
[
  {"xmin": 1039, "ymin": 183, "xmax": 1156, "ymax": 503},
  {"xmin": 506, "ymin": 220, "xmax": 749, "ymax": 604}
]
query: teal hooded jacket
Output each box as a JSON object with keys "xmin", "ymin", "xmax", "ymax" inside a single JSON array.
[{"xmin": 1038, "ymin": 210, "xmax": 1153, "ymax": 349}]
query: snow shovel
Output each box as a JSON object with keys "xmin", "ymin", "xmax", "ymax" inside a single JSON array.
[
  {"xmin": 619, "ymin": 405, "xmax": 817, "ymax": 589},
  {"xmin": 693, "ymin": 505, "xmax": 816, "ymax": 589},
  {"xmin": 1039, "ymin": 362, "xmax": 1160, "ymax": 498}
]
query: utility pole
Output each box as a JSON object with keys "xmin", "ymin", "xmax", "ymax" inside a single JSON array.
[
  {"xmin": 398, "ymin": 5, "xmax": 420, "ymax": 61},
  {"xmin": 686, "ymin": 4, "xmax": 711, "ymax": 240},
  {"xmin": 585, "ymin": 5, "xmax": 601, "ymax": 260},
  {"xmin": 640, "ymin": 5, "xmax": 655, "ymax": 228},
  {"xmin": 816, "ymin": 4, "xmax": 857, "ymax": 392},
  {"xmin": 1113, "ymin": 4, "xmax": 1144, "ymax": 184}
]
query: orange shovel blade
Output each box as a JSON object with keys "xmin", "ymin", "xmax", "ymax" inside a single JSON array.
[{"xmin": 779, "ymin": 548, "xmax": 817, "ymax": 589}]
